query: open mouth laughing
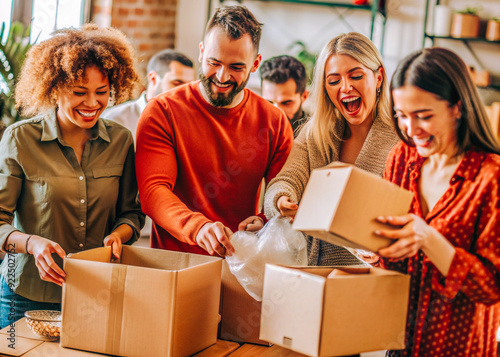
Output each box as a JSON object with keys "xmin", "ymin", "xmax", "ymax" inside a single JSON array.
[{"xmin": 341, "ymin": 96, "xmax": 361, "ymax": 113}]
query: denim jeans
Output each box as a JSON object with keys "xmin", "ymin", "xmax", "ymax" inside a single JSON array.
[{"xmin": 0, "ymin": 276, "xmax": 60, "ymax": 329}]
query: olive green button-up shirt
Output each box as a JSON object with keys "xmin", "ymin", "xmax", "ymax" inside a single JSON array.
[{"xmin": 0, "ymin": 112, "xmax": 144, "ymax": 303}]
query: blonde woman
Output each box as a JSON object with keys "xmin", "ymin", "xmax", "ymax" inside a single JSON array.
[{"xmin": 263, "ymin": 32, "xmax": 399, "ymax": 266}]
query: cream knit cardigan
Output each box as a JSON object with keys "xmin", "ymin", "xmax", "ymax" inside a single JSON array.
[{"xmin": 264, "ymin": 116, "xmax": 400, "ymax": 266}]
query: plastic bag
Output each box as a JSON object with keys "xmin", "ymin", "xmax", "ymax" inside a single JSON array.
[{"xmin": 226, "ymin": 216, "xmax": 307, "ymax": 301}]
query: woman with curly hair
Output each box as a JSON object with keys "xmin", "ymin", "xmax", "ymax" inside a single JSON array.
[
  {"xmin": 0, "ymin": 24, "xmax": 145, "ymax": 328},
  {"xmin": 263, "ymin": 32, "xmax": 399, "ymax": 266}
]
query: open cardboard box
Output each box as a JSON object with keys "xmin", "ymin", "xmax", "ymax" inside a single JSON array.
[
  {"xmin": 218, "ymin": 260, "xmax": 271, "ymax": 345},
  {"xmin": 61, "ymin": 246, "xmax": 222, "ymax": 357},
  {"xmin": 260, "ymin": 264, "xmax": 410, "ymax": 356},
  {"xmin": 292, "ymin": 162, "xmax": 413, "ymax": 252}
]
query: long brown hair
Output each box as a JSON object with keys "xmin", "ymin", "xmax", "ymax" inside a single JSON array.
[{"xmin": 390, "ymin": 47, "xmax": 500, "ymax": 155}]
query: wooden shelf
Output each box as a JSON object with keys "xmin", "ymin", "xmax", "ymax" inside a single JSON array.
[{"xmin": 214, "ymin": 0, "xmax": 387, "ymax": 54}]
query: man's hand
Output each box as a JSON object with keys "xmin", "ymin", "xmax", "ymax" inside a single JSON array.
[
  {"xmin": 238, "ymin": 216, "xmax": 264, "ymax": 232},
  {"xmin": 196, "ymin": 222, "xmax": 234, "ymax": 257}
]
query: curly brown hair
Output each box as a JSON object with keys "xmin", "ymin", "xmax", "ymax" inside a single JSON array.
[{"xmin": 15, "ymin": 23, "xmax": 140, "ymax": 117}]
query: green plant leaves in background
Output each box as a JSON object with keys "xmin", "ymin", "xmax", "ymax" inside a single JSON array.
[
  {"xmin": 0, "ymin": 21, "xmax": 33, "ymax": 127},
  {"xmin": 288, "ymin": 41, "xmax": 317, "ymax": 86}
]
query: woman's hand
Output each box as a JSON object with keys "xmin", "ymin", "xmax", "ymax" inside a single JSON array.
[
  {"xmin": 196, "ymin": 222, "xmax": 234, "ymax": 257},
  {"xmin": 238, "ymin": 216, "xmax": 264, "ymax": 232},
  {"xmin": 375, "ymin": 213, "xmax": 455, "ymax": 276},
  {"xmin": 29, "ymin": 236, "xmax": 66, "ymax": 287},
  {"xmin": 353, "ymin": 249, "xmax": 381, "ymax": 267},
  {"xmin": 103, "ymin": 232, "xmax": 123, "ymax": 260},
  {"xmin": 277, "ymin": 196, "xmax": 299, "ymax": 220},
  {"xmin": 375, "ymin": 214, "xmax": 433, "ymax": 260}
]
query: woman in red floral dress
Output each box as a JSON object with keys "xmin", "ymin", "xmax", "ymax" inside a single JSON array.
[{"xmin": 376, "ymin": 47, "xmax": 500, "ymax": 356}]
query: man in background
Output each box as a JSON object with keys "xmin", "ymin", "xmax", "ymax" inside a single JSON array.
[
  {"xmin": 260, "ymin": 55, "xmax": 309, "ymax": 137},
  {"xmin": 135, "ymin": 6, "xmax": 293, "ymax": 257},
  {"xmin": 103, "ymin": 49, "xmax": 194, "ymax": 239},
  {"xmin": 102, "ymin": 48, "xmax": 195, "ymax": 141}
]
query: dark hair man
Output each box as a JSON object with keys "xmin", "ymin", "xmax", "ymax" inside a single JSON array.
[{"xmin": 260, "ymin": 55, "xmax": 309, "ymax": 137}]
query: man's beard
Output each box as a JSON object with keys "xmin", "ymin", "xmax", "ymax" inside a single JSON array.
[
  {"xmin": 290, "ymin": 104, "xmax": 304, "ymax": 123},
  {"xmin": 199, "ymin": 70, "xmax": 250, "ymax": 107}
]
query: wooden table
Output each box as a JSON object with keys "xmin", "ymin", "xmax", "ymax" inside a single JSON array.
[
  {"xmin": 0, "ymin": 318, "xmax": 310, "ymax": 357},
  {"xmin": 0, "ymin": 319, "xmax": 386, "ymax": 357}
]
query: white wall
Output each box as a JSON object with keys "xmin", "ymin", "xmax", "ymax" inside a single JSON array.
[{"xmin": 176, "ymin": 0, "xmax": 500, "ymax": 103}]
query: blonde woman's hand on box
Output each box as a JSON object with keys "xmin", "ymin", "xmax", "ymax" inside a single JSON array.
[{"xmin": 277, "ymin": 196, "xmax": 299, "ymax": 220}]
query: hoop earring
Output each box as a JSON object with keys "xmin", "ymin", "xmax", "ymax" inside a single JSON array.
[{"xmin": 376, "ymin": 87, "xmax": 381, "ymax": 97}]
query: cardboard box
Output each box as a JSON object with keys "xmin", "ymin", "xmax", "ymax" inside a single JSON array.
[
  {"xmin": 292, "ymin": 162, "xmax": 413, "ymax": 252},
  {"xmin": 260, "ymin": 265, "xmax": 410, "ymax": 356},
  {"xmin": 218, "ymin": 261, "xmax": 271, "ymax": 345},
  {"xmin": 61, "ymin": 246, "xmax": 222, "ymax": 357}
]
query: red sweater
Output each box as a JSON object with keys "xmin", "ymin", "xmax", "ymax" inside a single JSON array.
[{"xmin": 136, "ymin": 81, "xmax": 294, "ymax": 255}]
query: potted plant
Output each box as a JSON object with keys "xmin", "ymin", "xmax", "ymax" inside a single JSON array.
[
  {"xmin": 486, "ymin": 17, "xmax": 500, "ymax": 41},
  {"xmin": 451, "ymin": 7, "xmax": 481, "ymax": 38},
  {"xmin": 0, "ymin": 21, "xmax": 33, "ymax": 131},
  {"xmin": 288, "ymin": 41, "xmax": 317, "ymax": 86}
]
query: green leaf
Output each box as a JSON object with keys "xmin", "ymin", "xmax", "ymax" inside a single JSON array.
[{"xmin": 0, "ymin": 21, "xmax": 32, "ymax": 126}]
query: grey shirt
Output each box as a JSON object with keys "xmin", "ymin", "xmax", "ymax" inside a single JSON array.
[{"xmin": 0, "ymin": 112, "xmax": 144, "ymax": 302}]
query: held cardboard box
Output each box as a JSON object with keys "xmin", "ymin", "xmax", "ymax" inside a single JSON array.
[
  {"xmin": 218, "ymin": 261, "xmax": 271, "ymax": 345},
  {"xmin": 292, "ymin": 162, "xmax": 413, "ymax": 252},
  {"xmin": 260, "ymin": 265, "xmax": 410, "ymax": 357},
  {"xmin": 61, "ymin": 246, "xmax": 222, "ymax": 357}
]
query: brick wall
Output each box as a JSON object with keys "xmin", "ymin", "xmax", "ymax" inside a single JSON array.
[{"xmin": 92, "ymin": 0, "xmax": 178, "ymax": 80}]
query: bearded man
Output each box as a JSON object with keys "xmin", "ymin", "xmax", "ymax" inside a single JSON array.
[{"xmin": 135, "ymin": 5, "xmax": 293, "ymax": 257}]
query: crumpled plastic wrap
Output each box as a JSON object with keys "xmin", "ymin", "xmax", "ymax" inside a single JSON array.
[{"xmin": 226, "ymin": 216, "xmax": 308, "ymax": 301}]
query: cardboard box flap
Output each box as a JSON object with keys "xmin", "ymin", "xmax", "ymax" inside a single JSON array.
[
  {"xmin": 320, "ymin": 268, "xmax": 409, "ymax": 355},
  {"xmin": 120, "ymin": 246, "xmax": 220, "ymax": 271},
  {"xmin": 66, "ymin": 246, "xmax": 112, "ymax": 262},
  {"xmin": 219, "ymin": 261, "xmax": 270, "ymax": 345},
  {"xmin": 173, "ymin": 260, "xmax": 222, "ymax": 356},
  {"xmin": 260, "ymin": 264, "xmax": 326, "ymax": 355},
  {"xmin": 62, "ymin": 258, "xmax": 129, "ymax": 355},
  {"xmin": 118, "ymin": 265, "xmax": 177, "ymax": 356},
  {"xmin": 327, "ymin": 267, "xmax": 371, "ymax": 277},
  {"xmin": 293, "ymin": 167, "xmax": 351, "ymax": 232}
]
